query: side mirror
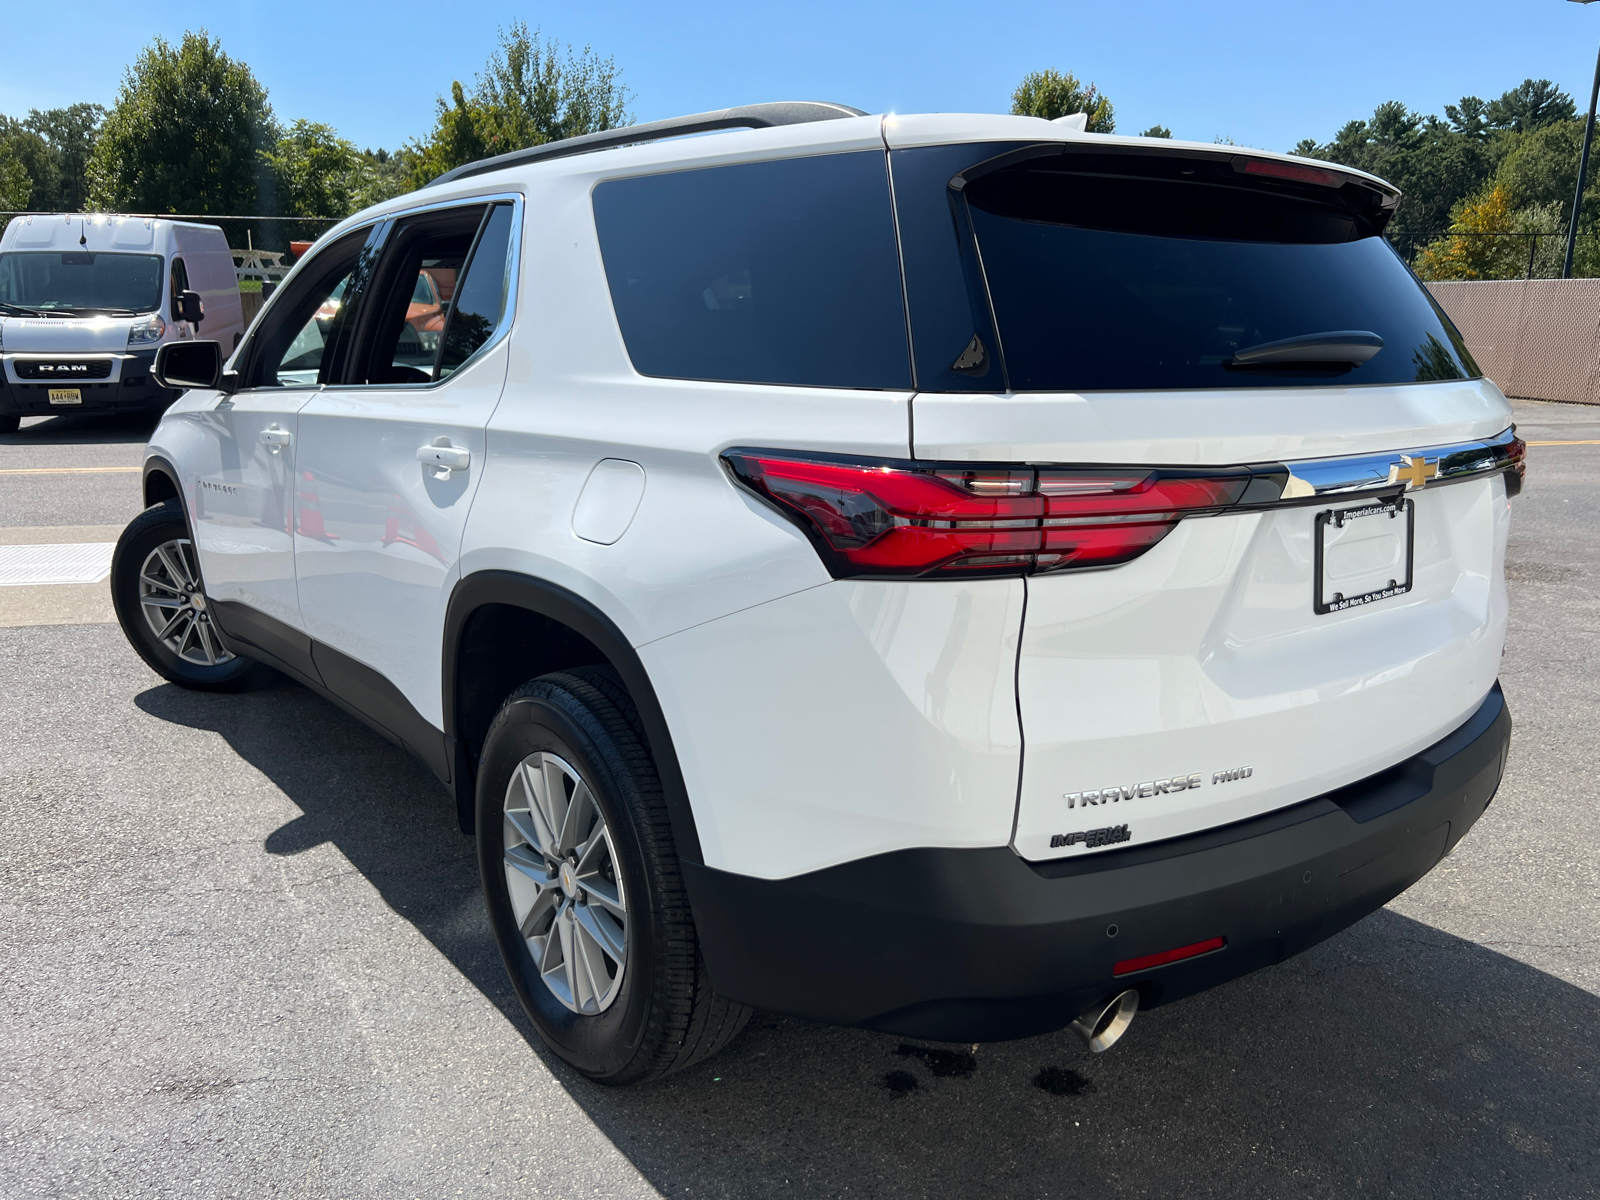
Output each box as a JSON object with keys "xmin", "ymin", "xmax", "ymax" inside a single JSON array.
[
  {"xmin": 178, "ymin": 289, "xmax": 205, "ymax": 327},
  {"xmin": 154, "ymin": 340, "xmax": 232, "ymax": 392}
]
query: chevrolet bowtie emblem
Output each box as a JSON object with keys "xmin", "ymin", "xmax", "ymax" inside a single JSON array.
[{"xmin": 1388, "ymin": 455, "xmax": 1438, "ymax": 490}]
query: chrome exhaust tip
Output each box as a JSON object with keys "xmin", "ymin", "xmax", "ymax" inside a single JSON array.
[{"xmin": 1069, "ymin": 988, "xmax": 1139, "ymax": 1053}]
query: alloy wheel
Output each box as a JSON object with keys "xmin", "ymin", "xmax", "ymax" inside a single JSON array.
[
  {"xmin": 137, "ymin": 538, "xmax": 235, "ymax": 667},
  {"xmin": 502, "ymin": 751, "xmax": 629, "ymax": 1014}
]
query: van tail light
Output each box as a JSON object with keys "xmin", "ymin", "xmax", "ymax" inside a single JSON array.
[{"xmin": 722, "ymin": 450, "xmax": 1253, "ymax": 579}]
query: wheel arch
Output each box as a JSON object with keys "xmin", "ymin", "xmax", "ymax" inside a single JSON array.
[
  {"xmin": 142, "ymin": 455, "xmax": 184, "ymax": 512},
  {"xmin": 443, "ymin": 570, "xmax": 703, "ymax": 863}
]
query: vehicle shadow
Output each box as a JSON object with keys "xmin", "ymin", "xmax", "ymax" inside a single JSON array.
[
  {"xmin": 3, "ymin": 411, "xmax": 160, "ymax": 445},
  {"xmin": 135, "ymin": 676, "xmax": 1600, "ymax": 1199}
]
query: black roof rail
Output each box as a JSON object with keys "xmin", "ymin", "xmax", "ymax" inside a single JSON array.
[{"xmin": 424, "ymin": 101, "xmax": 869, "ymax": 188}]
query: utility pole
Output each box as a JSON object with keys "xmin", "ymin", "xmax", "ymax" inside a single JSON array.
[{"xmin": 1565, "ymin": 2, "xmax": 1600, "ymax": 278}]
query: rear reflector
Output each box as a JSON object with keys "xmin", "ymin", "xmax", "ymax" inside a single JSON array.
[
  {"xmin": 723, "ymin": 450, "xmax": 1252, "ymax": 579},
  {"xmin": 1113, "ymin": 936, "xmax": 1226, "ymax": 977}
]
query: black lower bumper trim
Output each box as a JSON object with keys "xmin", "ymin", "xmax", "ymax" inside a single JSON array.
[{"xmin": 683, "ymin": 684, "xmax": 1510, "ymax": 1042}]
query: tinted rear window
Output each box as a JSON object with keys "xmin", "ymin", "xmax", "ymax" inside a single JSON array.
[
  {"xmin": 957, "ymin": 154, "xmax": 1478, "ymax": 392},
  {"xmin": 593, "ymin": 152, "xmax": 911, "ymax": 390}
]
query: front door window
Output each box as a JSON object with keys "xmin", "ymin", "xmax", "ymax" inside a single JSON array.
[{"xmin": 241, "ymin": 228, "xmax": 378, "ymax": 390}]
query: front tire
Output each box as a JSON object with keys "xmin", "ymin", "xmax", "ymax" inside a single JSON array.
[
  {"xmin": 111, "ymin": 500, "xmax": 265, "ymax": 692},
  {"xmin": 477, "ymin": 668, "xmax": 750, "ymax": 1084}
]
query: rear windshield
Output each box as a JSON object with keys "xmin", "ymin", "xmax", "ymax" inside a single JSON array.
[
  {"xmin": 0, "ymin": 251, "xmax": 165, "ymax": 315},
  {"xmin": 959, "ymin": 153, "xmax": 1478, "ymax": 392},
  {"xmin": 593, "ymin": 151, "xmax": 912, "ymax": 390}
]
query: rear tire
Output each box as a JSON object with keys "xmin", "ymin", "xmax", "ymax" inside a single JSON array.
[
  {"xmin": 477, "ymin": 667, "xmax": 750, "ymax": 1085},
  {"xmin": 0, "ymin": 414, "xmax": 19, "ymax": 434},
  {"xmin": 111, "ymin": 500, "xmax": 267, "ymax": 692}
]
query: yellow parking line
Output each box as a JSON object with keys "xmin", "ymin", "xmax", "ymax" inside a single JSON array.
[
  {"xmin": 0, "ymin": 466, "xmax": 141, "ymax": 475},
  {"xmin": 1526, "ymin": 439, "xmax": 1600, "ymax": 446}
]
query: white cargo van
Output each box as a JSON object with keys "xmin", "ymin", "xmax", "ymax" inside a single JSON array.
[{"xmin": 0, "ymin": 214, "xmax": 246, "ymax": 432}]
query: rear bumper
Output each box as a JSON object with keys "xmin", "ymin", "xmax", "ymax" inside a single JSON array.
[
  {"xmin": 683, "ymin": 683, "xmax": 1510, "ymax": 1042},
  {"xmin": 0, "ymin": 350, "xmax": 176, "ymax": 415}
]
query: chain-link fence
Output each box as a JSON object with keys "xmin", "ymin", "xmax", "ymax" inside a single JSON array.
[{"xmin": 1427, "ymin": 278, "xmax": 1600, "ymax": 404}]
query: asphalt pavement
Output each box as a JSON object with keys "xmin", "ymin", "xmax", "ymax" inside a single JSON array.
[{"xmin": 1, "ymin": 402, "xmax": 1596, "ymax": 1199}]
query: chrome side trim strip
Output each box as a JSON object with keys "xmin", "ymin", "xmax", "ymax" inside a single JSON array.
[{"xmin": 1275, "ymin": 426, "xmax": 1523, "ymax": 504}]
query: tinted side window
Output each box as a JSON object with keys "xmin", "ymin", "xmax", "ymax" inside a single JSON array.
[
  {"xmin": 348, "ymin": 206, "xmax": 483, "ymax": 385},
  {"xmin": 593, "ymin": 152, "xmax": 911, "ymax": 390},
  {"xmin": 241, "ymin": 228, "xmax": 376, "ymax": 389},
  {"xmin": 889, "ymin": 143, "xmax": 1015, "ymax": 392},
  {"xmin": 347, "ymin": 202, "xmax": 515, "ymax": 385},
  {"xmin": 439, "ymin": 203, "xmax": 515, "ymax": 378}
]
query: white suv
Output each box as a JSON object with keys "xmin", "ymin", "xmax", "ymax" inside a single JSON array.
[{"xmin": 113, "ymin": 102, "xmax": 1523, "ymax": 1084}]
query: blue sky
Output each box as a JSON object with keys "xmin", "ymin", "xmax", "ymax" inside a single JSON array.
[{"xmin": 6, "ymin": 1, "xmax": 1600, "ymax": 153}]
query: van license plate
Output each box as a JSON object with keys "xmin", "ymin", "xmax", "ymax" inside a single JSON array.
[
  {"xmin": 1314, "ymin": 497, "xmax": 1413, "ymax": 614},
  {"xmin": 47, "ymin": 388, "xmax": 82, "ymax": 405}
]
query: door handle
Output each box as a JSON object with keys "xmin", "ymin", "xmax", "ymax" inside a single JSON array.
[
  {"xmin": 417, "ymin": 439, "xmax": 470, "ymax": 473},
  {"xmin": 260, "ymin": 425, "xmax": 292, "ymax": 451}
]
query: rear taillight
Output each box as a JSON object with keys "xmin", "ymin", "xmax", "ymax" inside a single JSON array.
[
  {"xmin": 723, "ymin": 450, "xmax": 1252, "ymax": 579},
  {"xmin": 1506, "ymin": 435, "xmax": 1526, "ymax": 497}
]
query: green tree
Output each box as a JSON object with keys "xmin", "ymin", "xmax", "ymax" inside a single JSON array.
[
  {"xmin": 409, "ymin": 22, "xmax": 632, "ymax": 186},
  {"xmin": 1293, "ymin": 80, "xmax": 1579, "ymax": 248},
  {"xmin": 1294, "ymin": 101, "xmax": 1496, "ymax": 239},
  {"xmin": 1141, "ymin": 125, "xmax": 1172, "ymax": 139},
  {"xmin": 1414, "ymin": 184, "xmax": 1523, "ymax": 279},
  {"xmin": 0, "ymin": 118, "xmax": 57, "ymax": 211},
  {"xmin": 1484, "ymin": 79, "xmax": 1576, "ymax": 134},
  {"xmin": 1413, "ymin": 184, "xmax": 1583, "ymax": 282},
  {"xmin": 1010, "ymin": 69, "xmax": 1114, "ymax": 132},
  {"xmin": 353, "ymin": 147, "xmax": 415, "ymax": 211},
  {"xmin": 0, "ymin": 139, "xmax": 30, "ymax": 212},
  {"xmin": 1493, "ymin": 119, "xmax": 1600, "ymax": 213},
  {"xmin": 87, "ymin": 31, "xmax": 277, "ymax": 215},
  {"xmin": 262, "ymin": 120, "xmax": 361, "ymax": 219},
  {"xmin": 23, "ymin": 104, "xmax": 106, "ymax": 210},
  {"xmin": 1444, "ymin": 96, "xmax": 1491, "ymax": 139}
]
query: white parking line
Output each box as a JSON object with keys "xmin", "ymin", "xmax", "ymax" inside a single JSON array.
[
  {"xmin": 0, "ymin": 543, "xmax": 116, "ymax": 586},
  {"xmin": 0, "ymin": 466, "xmax": 141, "ymax": 475}
]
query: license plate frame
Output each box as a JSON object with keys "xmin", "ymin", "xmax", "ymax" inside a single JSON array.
[
  {"xmin": 1313, "ymin": 496, "xmax": 1414, "ymax": 615},
  {"xmin": 47, "ymin": 388, "xmax": 83, "ymax": 406}
]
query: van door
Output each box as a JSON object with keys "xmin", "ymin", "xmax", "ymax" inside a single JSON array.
[
  {"xmin": 292, "ymin": 200, "xmax": 517, "ymax": 744},
  {"xmin": 888, "ymin": 134, "xmax": 1516, "ymax": 863},
  {"xmin": 187, "ymin": 226, "xmax": 378, "ymax": 679}
]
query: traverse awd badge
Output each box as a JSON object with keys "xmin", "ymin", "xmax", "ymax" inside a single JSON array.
[{"xmin": 1064, "ymin": 773, "xmax": 1202, "ymax": 809}]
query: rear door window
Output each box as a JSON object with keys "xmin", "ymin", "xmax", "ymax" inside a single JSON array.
[
  {"xmin": 894, "ymin": 145, "xmax": 1479, "ymax": 393},
  {"xmin": 593, "ymin": 151, "xmax": 911, "ymax": 390},
  {"xmin": 439, "ymin": 202, "xmax": 515, "ymax": 378},
  {"xmin": 345, "ymin": 201, "xmax": 516, "ymax": 385}
]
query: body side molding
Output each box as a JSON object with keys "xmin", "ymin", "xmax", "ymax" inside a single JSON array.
[{"xmin": 206, "ymin": 600, "xmax": 452, "ymax": 785}]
